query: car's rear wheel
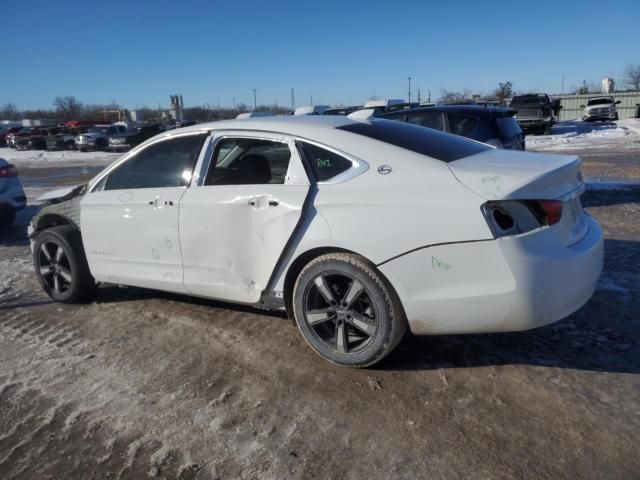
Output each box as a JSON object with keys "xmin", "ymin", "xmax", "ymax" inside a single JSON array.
[
  {"xmin": 292, "ymin": 253, "xmax": 407, "ymax": 367},
  {"xmin": 33, "ymin": 226, "xmax": 96, "ymax": 303},
  {"xmin": 66, "ymin": 140, "xmax": 75, "ymax": 150}
]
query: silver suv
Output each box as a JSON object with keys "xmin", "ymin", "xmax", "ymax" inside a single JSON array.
[{"xmin": 582, "ymin": 96, "xmax": 620, "ymax": 122}]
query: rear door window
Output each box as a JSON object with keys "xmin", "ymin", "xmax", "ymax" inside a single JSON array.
[
  {"xmin": 405, "ymin": 112, "xmax": 445, "ymax": 131},
  {"xmin": 448, "ymin": 114, "xmax": 478, "ymax": 137},
  {"xmin": 205, "ymin": 137, "xmax": 291, "ymax": 185},
  {"xmin": 298, "ymin": 142, "xmax": 353, "ymax": 181}
]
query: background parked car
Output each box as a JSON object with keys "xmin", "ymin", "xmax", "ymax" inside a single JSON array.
[
  {"xmin": 108, "ymin": 124, "xmax": 163, "ymax": 151},
  {"xmin": 6, "ymin": 127, "xmax": 34, "ymax": 148},
  {"xmin": 0, "ymin": 158, "xmax": 26, "ymax": 226},
  {"xmin": 581, "ymin": 96, "xmax": 621, "ymax": 122},
  {"xmin": 15, "ymin": 127, "xmax": 61, "ymax": 150},
  {"xmin": 75, "ymin": 123, "xmax": 137, "ymax": 151},
  {"xmin": 380, "ymin": 105, "xmax": 525, "ymax": 150},
  {"xmin": 0, "ymin": 125, "xmax": 23, "ymax": 147},
  {"xmin": 322, "ymin": 106, "xmax": 364, "ymax": 116},
  {"xmin": 46, "ymin": 126, "xmax": 89, "ymax": 150},
  {"xmin": 509, "ymin": 93, "xmax": 560, "ymax": 135}
]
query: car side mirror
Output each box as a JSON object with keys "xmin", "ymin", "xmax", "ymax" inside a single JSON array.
[
  {"xmin": 580, "ymin": 105, "xmax": 585, "ymax": 108},
  {"xmin": 615, "ymin": 101, "xmax": 621, "ymax": 104}
]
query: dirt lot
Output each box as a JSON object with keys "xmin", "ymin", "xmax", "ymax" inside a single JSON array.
[{"xmin": 1, "ymin": 146, "xmax": 639, "ymax": 479}]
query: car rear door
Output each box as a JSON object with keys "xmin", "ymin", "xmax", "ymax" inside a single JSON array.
[
  {"xmin": 80, "ymin": 132, "xmax": 208, "ymax": 292},
  {"xmin": 179, "ymin": 131, "xmax": 310, "ymax": 303}
]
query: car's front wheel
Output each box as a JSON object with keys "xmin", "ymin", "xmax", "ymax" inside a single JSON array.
[
  {"xmin": 292, "ymin": 253, "xmax": 407, "ymax": 367},
  {"xmin": 33, "ymin": 225, "xmax": 96, "ymax": 303}
]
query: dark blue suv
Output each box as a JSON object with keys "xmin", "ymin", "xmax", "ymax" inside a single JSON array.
[{"xmin": 380, "ymin": 105, "xmax": 525, "ymax": 150}]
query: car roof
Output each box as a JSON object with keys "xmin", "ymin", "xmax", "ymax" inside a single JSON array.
[
  {"xmin": 379, "ymin": 105, "xmax": 515, "ymax": 117},
  {"xmin": 161, "ymin": 115, "xmax": 355, "ymax": 138}
]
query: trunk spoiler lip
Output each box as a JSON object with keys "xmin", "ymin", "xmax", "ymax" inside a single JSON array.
[{"xmin": 447, "ymin": 150, "xmax": 584, "ymax": 201}]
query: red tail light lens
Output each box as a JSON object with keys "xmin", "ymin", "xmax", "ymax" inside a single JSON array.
[
  {"xmin": 0, "ymin": 164, "xmax": 18, "ymax": 177},
  {"xmin": 535, "ymin": 200, "xmax": 563, "ymax": 225}
]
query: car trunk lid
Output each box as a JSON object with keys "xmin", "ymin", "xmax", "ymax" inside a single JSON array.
[
  {"xmin": 448, "ymin": 149, "xmax": 582, "ymax": 201},
  {"xmin": 449, "ymin": 149, "xmax": 588, "ymax": 245}
]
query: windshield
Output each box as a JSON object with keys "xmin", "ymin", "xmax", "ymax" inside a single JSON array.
[
  {"xmin": 587, "ymin": 98, "xmax": 613, "ymax": 106},
  {"xmin": 337, "ymin": 119, "xmax": 490, "ymax": 162},
  {"xmin": 88, "ymin": 127, "xmax": 108, "ymax": 134},
  {"xmin": 510, "ymin": 95, "xmax": 547, "ymax": 106}
]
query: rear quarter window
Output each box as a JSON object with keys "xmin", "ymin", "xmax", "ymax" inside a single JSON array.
[
  {"xmin": 299, "ymin": 142, "xmax": 353, "ymax": 181},
  {"xmin": 337, "ymin": 120, "xmax": 490, "ymax": 162}
]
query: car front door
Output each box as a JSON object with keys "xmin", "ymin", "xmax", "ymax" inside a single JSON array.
[
  {"xmin": 179, "ymin": 131, "xmax": 310, "ymax": 303},
  {"xmin": 80, "ymin": 132, "xmax": 208, "ymax": 292}
]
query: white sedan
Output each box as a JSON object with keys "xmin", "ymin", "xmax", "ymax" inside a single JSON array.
[{"xmin": 29, "ymin": 116, "xmax": 603, "ymax": 367}]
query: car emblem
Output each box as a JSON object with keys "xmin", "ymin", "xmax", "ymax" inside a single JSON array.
[{"xmin": 378, "ymin": 165, "xmax": 392, "ymax": 175}]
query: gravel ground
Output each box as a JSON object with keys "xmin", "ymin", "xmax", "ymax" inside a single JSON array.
[{"xmin": 0, "ymin": 143, "xmax": 639, "ymax": 479}]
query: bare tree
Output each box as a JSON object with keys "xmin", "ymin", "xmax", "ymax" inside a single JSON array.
[
  {"xmin": 0, "ymin": 103, "xmax": 19, "ymax": 120},
  {"xmin": 53, "ymin": 96, "xmax": 83, "ymax": 120},
  {"xmin": 624, "ymin": 64, "xmax": 640, "ymax": 90},
  {"xmin": 494, "ymin": 81, "xmax": 514, "ymax": 106},
  {"xmin": 439, "ymin": 88, "xmax": 472, "ymax": 103}
]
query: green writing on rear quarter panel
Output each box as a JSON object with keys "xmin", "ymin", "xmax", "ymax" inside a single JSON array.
[{"xmin": 432, "ymin": 256, "xmax": 451, "ymax": 271}]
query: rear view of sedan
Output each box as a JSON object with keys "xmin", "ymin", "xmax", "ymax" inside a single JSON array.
[
  {"xmin": 29, "ymin": 116, "xmax": 602, "ymax": 367},
  {"xmin": 0, "ymin": 158, "xmax": 27, "ymax": 226}
]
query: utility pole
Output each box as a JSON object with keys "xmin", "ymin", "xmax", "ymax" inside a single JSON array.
[
  {"xmin": 407, "ymin": 76, "xmax": 412, "ymax": 103},
  {"xmin": 232, "ymin": 97, "xmax": 236, "ymax": 109},
  {"xmin": 252, "ymin": 89, "xmax": 257, "ymax": 110},
  {"xmin": 310, "ymin": 94, "xmax": 313, "ymax": 105},
  {"xmin": 428, "ymin": 89, "xmax": 431, "ymax": 102},
  {"xmin": 417, "ymin": 88, "xmax": 421, "ymax": 103},
  {"xmin": 561, "ymin": 74, "xmax": 565, "ymax": 94},
  {"xmin": 290, "ymin": 88, "xmax": 295, "ymax": 111}
]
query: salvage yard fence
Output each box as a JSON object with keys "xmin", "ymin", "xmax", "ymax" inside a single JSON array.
[{"xmin": 554, "ymin": 91, "xmax": 640, "ymax": 121}]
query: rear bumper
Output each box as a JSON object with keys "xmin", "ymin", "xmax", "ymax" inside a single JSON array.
[{"xmin": 380, "ymin": 215, "xmax": 603, "ymax": 335}]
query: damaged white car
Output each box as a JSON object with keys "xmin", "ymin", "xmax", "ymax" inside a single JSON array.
[{"xmin": 29, "ymin": 116, "xmax": 603, "ymax": 367}]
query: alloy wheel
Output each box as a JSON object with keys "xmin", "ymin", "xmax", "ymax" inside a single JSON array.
[
  {"xmin": 302, "ymin": 272, "xmax": 379, "ymax": 354},
  {"xmin": 38, "ymin": 241, "xmax": 72, "ymax": 295}
]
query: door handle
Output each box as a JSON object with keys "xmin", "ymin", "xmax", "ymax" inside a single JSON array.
[
  {"xmin": 148, "ymin": 198, "xmax": 158, "ymax": 207},
  {"xmin": 248, "ymin": 196, "xmax": 279, "ymax": 208},
  {"xmin": 268, "ymin": 200, "xmax": 279, "ymax": 207}
]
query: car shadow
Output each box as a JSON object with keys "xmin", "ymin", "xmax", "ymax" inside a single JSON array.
[
  {"xmin": 379, "ymin": 238, "xmax": 639, "ymax": 374},
  {"xmin": 582, "ymin": 185, "xmax": 640, "ymax": 208}
]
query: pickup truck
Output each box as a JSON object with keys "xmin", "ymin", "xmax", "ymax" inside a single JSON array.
[
  {"xmin": 46, "ymin": 126, "xmax": 92, "ymax": 150},
  {"xmin": 108, "ymin": 124, "xmax": 163, "ymax": 151},
  {"xmin": 509, "ymin": 94, "xmax": 561, "ymax": 135},
  {"xmin": 75, "ymin": 123, "xmax": 137, "ymax": 151}
]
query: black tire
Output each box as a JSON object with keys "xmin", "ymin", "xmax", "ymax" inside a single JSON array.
[
  {"xmin": 66, "ymin": 140, "xmax": 76, "ymax": 150},
  {"xmin": 0, "ymin": 209, "xmax": 16, "ymax": 226},
  {"xmin": 292, "ymin": 253, "xmax": 407, "ymax": 367},
  {"xmin": 95, "ymin": 139, "xmax": 107, "ymax": 151},
  {"xmin": 543, "ymin": 124, "xmax": 552, "ymax": 135},
  {"xmin": 33, "ymin": 225, "xmax": 96, "ymax": 303}
]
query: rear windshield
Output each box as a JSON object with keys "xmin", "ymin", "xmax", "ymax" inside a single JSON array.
[
  {"xmin": 587, "ymin": 98, "xmax": 613, "ymax": 106},
  {"xmin": 496, "ymin": 116, "xmax": 522, "ymax": 138},
  {"xmin": 337, "ymin": 120, "xmax": 490, "ymax": 162}
]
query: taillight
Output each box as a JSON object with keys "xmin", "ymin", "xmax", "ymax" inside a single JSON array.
[
  {"xmin": 0, "ymin": 164, "xmax": 18, "ymax": 177},
  {"xmin": 482, "ymin": 199, "xmax": 564, "ymax": 238},
  {"xmin": 534, "ymin": 200, "xmax": 563, "ymax": 225}
]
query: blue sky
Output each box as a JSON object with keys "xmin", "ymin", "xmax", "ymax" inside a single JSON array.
[{"xmin": 2, "ymin": 0, "xmax": 639, "ymax": 110}]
